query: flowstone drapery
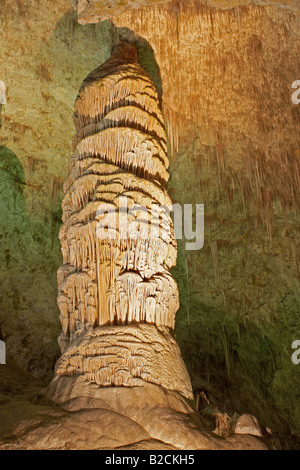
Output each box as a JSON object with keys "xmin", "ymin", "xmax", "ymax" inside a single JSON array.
[{"xmin": 50, "ymin": 42, "xmax": 193, "ymax": 400}]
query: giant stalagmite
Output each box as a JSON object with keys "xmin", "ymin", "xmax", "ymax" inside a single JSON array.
[
  {"xmin": 49, "ymin": 41, "xmax": 193, "ymax": 400},
  {"xmin": 45, "ymin": 43, "xmax": 266, "ymax": 451}
]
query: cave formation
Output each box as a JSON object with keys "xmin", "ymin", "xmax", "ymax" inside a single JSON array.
[
  {"xmin": 50, "ymin": 40, "xmax": 193, "ymax": 398},
  {"xmin": 0, "ymin": 0, "xmax": 299, "ymax": 451}
]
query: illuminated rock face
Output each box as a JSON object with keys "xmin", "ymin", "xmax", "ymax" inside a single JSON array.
[{"xmin": 53, "ymin": 42, "xmax": 192, "ymax": 399}]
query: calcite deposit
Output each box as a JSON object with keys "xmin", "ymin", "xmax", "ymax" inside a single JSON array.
[
  {"xmin": 51, "ymin": 41, "xmax": 193, "ymax": 399},
  {"xmin": 0, "ymin": 81, "xmax": 6, "ymax": 106}
]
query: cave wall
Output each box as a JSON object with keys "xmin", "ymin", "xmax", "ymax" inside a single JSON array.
[{"xmin": 0, "ymin": 0, "xmax": 299, "ymax": 448}]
